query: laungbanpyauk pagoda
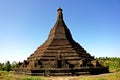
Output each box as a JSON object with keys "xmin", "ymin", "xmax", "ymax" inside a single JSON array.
[{"xmin": 15, "ymin": 8, "xmax": 109, "ymax": 76}]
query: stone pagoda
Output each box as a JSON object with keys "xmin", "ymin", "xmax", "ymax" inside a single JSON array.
[{"xmin": 15, "ymin": 8, "xmax": 109, "ymax": 76}]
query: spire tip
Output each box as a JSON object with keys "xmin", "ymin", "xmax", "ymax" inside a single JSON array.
[{"xmin": 57, "ymin": 7, "xmax": 62, "ymax": 12}]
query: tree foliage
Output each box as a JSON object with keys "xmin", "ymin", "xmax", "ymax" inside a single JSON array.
[
  {"xmin": 0, "ymin": 61, "xmax": 18, "ymax": 71},
  {"xmin": 96, "ymin": 57, "xmax": 120, "ymax": 72}
]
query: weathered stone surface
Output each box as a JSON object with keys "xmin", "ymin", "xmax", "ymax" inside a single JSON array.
[{"xmin": 15, "ymin": 8, "xmax": 109, "ymax": 76}]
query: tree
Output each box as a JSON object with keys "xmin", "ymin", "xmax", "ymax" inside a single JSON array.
[
  {"xmin": 4, "ymin": 61, "xmax": 11, "ymax": 72},
  {"xmin": 11, "ymin": 61, "xmax": 18, "ymax": 70},
  {"xmin": 0, "ymin": 63, "xmax": 3, "ymax": 71}
]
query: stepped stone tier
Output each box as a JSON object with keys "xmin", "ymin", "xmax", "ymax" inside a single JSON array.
[{"xmin": 15, "ymin": 8, "xmax": 109, "ymax": 76}]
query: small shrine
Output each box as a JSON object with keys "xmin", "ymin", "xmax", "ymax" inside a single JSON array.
[{"xmin": 15, "ymin": 8, "xmax": 109, "ymax": 76}]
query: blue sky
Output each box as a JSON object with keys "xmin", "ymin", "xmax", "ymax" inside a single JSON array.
[{"xmin": 0, "ymin": 0, "xmax": 120, "ymax": 63}]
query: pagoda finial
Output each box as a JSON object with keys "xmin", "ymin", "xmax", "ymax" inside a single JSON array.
[{"xmin": 57, "ymin": 7, "xmax": 63, "ymax": 20}]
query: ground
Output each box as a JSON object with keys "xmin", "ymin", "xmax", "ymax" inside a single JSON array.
[
  {"xmin": 44, "ymin": 72, "xmax": 120, "ymax": 80},
  {"xmin": 0, "ymin": 71, "xmax": 120, "ymax": 80}
]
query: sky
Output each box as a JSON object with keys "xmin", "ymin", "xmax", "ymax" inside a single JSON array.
[{"xmin": 0, "ymin": 0, "xmax": 120, "ymax": 63}]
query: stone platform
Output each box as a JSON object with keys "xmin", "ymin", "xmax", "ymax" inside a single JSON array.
[{"xmin": 15, "ymin": 67, "xmax": 109, "ymax": 76}]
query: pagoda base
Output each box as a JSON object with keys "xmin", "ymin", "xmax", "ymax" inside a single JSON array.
[{"xmin": 15, "ymin": 67, "xmax": 109, "ymax": 76}]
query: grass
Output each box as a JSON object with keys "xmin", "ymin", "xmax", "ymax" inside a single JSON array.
[
  {"xmin": 0, "ymin": 71, "xmax": 45, "ymax": 80},
  {"xmin": 0, "ymin": 71, "xmax": 120, "ymax": 80},
  {"xmin": 73, "ymin": 72, "xmax": 120, "ymax": 80}
]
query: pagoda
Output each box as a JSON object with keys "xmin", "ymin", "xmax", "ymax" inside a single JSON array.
[{"xmin": 15, "ymin": 8, "xmax": 109, "ymax": 76}]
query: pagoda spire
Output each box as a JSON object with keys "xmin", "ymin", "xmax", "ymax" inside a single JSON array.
[
  {"xmin": 15, "ymin": 8, "xmax": 109, "ymax": 76},
  {"xmin": 57, "ymin": 7, "xmax": 63, "ymax": 20}
]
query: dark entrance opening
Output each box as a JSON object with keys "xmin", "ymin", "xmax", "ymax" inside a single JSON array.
[{"xmin": 57, "ymin": 60, "xmax": 62, "ymax": 68}]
